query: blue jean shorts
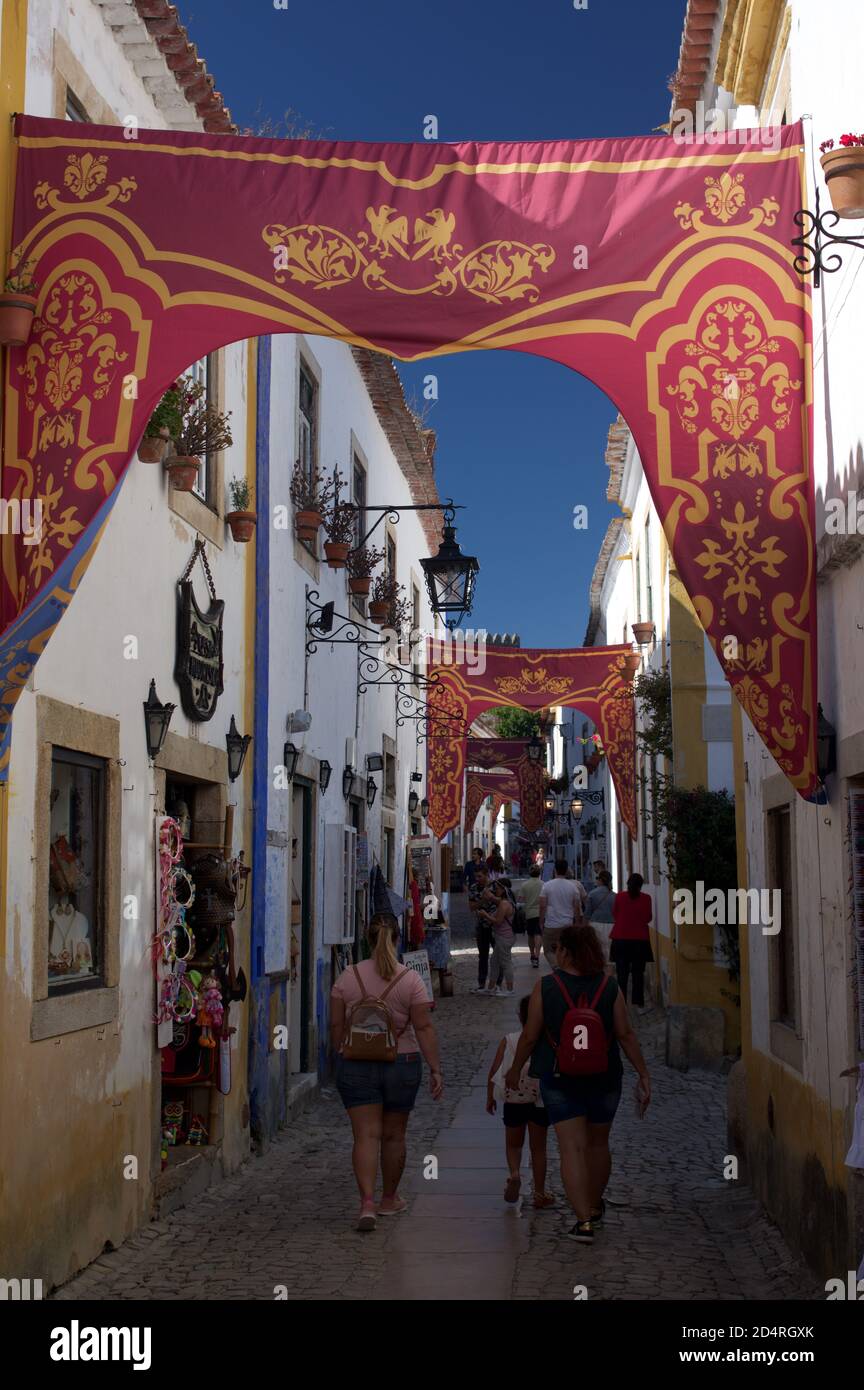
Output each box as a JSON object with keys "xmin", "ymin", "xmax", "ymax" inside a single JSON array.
[
  {"xmin": 538, "ymin": 1074, "xmax": 622, "ymax": 1126},
  {"xmin": 335, "ymin": 1052, "xmax": 422, "ymax": 1112}
]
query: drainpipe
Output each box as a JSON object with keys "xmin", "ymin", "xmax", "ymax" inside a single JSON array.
[{"xmin": 249, "ymin": 336, "xmax": 271, "ymax": 1146}]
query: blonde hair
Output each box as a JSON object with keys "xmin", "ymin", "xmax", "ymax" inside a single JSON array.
[{"xmin": 369, "ymin": 914, "xmax": 400, "ymax": 980}]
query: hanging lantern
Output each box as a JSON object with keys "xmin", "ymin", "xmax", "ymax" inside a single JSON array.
[
  {"xmin": 143, "ymin": 679, "xmax": 175, "ymax": 761},
  {"xmin": 526, "ymin": 736, "xmax": 545, "ymax": 765},
  {"xmin": 570, "ymin": 796, "xmax": 584, "ymax": 820},
  {"xmin": 227, "ymin": 716, "xmax": 252, "ymax": 782},
  {"xmin": 366, "ymin": 778, "xmax": 378, "ymax": 808},
  {"xmin": 419, "ymin": 512, "xmax": 479, "ymax": 630},
  {"xmin": 408, "ymin": 789, "xmax": 419, "ymax": 815},
  {"xmin": 319, "ymin": 759, "xmax": 332, "ymax": 793},
  {"xmin": 281, "ymin": 740, "xmax": 300, "ymax": 783}
]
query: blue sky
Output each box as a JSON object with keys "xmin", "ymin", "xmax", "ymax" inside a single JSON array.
[{"xmin": 183, "ymin": 0, "xmax": 686, "ymax": 646}]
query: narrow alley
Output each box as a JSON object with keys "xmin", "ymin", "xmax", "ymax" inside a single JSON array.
[{"xmin": 54, "ymin": 899, "xmax": 820, "ymax": 1303}]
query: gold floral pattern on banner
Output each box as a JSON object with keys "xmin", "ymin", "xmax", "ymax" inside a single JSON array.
[
  {"xmin": 262, "ymin": 207, "xmax": 554, "ymax": 304},
  {"xmin": 494, "ymin": 667, "xmax": 572, "ymax": 697},
  {"xmin": 34, "ymin": 153, "xmax": 137, "ymax": 211},
  {"xmin": 673, "ymin": 170, "xmax": 779, "ymax": 233}
]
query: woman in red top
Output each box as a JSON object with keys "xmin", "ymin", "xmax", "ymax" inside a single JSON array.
[{"xmin": 610, "ymin": 873, "xmax": 654, "ymax": 1008}]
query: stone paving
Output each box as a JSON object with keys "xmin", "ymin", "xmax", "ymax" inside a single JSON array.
[{"xmin": 54, "ymin": 900, "xmax": 821, "ymax": 1302}]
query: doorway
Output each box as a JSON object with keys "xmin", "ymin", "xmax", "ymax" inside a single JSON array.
[{"xmin": 290, "ymin": 780, "xmax": 314, "ymax": 1074}]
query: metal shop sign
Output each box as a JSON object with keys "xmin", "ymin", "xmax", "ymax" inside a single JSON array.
[{"xmin": 175, "ymin": 578, "xmax": 224, "ymax": 722}]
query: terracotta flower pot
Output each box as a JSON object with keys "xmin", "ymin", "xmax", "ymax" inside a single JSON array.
[
  {"xmin": 821, "ymin": 147, "xmax": 864, "ymax": 219},
  {"xmin": 348, "ymin": 575, "xmax": 372, "ymax": 597},
  {"xmin": 0, "ymin": 292, "xmax": 37, "ymax": 346},
  {"xmin": 631, "ymin": 621, "xmax": 655, "ymax": 646},
  {"xmin": 138, "ymin": 428, "xmax": 170, "ymax": 463},
  {"xmin": 324, "ymin": 540, "xmax": 351, "ymax": 569},
  {"xmin": 294, "ymin": 508, "xmax": 322, "ymax": 542},
  {"xmin": 623, "ymin": 653, "xmax": 642, "ymax": 676},
  {"xmin": 226, "ymin": 510, "xmax": 257, "ymax": 543},
  {"xmin": 165, "ymin": 455, "xmax": 200, "ymax": 492},
  {"xmin": 369, "ymin": 599, "xmax": 391, "ymax": 623}
]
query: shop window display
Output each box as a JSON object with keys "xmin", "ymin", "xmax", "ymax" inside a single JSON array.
[{"xmin": 48, "ymin": 747, "xmax": 104, "ymax": 989}]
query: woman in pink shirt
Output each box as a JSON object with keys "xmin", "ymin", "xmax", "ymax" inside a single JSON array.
[{"xmin": 331, "ymin": 914, "xmax": 444, "ymax": 1231}]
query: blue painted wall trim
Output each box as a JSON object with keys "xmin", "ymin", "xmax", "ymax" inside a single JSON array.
[{"xmin": 249, "ymin": 335, "xmax": 271, "ymax": 1142}]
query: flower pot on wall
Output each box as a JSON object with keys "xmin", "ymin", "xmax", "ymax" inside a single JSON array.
[
  {"xmin": 294, "ymin": 508, "xmax": 322, "ymax": 542},
  {"xmin": 0, "ymin": 292, "xmax": 36, "ymax": 346},
  {"xmin": 369, "ymin": 599, "xmax": 390, "ymax": 624},
  {"xmin": 138, "ymin": 428, "xmax": 171, "ymax": 463},
  {"xmin": 165, "ymin": 456, "xmax": 200, "ymax": 492},
  {"xmin": 226, "ymin": 510, "xmax": 257, "ymax": 543},
  {"xmin": 348, "ymin": 575, "xmax": 371, "ymax": 597},
  {"xmin": 324, "ymin": 541, "xmax": 351, "ymax": 569},
  {"xmin": 631, "ymin": 621, "xmax": 655, "ymax": 645},
  {"xmin": 623, "ymin": 653, "xmax": 642, "ymax": 677},
  {"xmin": 821, "ymin": 147, "xmax": 864, "ymax": 219}
]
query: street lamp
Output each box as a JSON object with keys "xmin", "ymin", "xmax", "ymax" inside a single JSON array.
[
  {"xmin": 143, "ymin": 679, "xmax": 175, "ymax": 762},
  {"xmin": 570, "ymin": 797, "xmax": 584, "ymax": 820},
  {"xmin": 420, "ymin": 510, "xmax": 479, "ymax": 630},
  {"xmin": 366, "ymin": 778, "xmax": 378, "ymax": 808},
  {"xmin": 281, "ymin": 740, "xmax": 300, "ymax": 783},
  {"xmin": 408, "ymin": 789, "xmax": 419, "ymax": 815},
  {"xmin": 319, "ymin": 759, "xmax": 332, "ymax": 793},
  {"xmin": 526, "ymin": 736, "xmax": 544, "ymax": 765},
  {"xmin": 420, "ymin": 797, "xmax": 430, "ymax": 818},
  {"xmin": 227, "ymin": 716, "xmax": 252, "ymax": 782},
  {"xmin": 342, "ymin": 765, "xmax": 355, "ymax": 799},
  {"xmin": 544, "ymin": 793, "xmax": 556, "ymax": 812}
]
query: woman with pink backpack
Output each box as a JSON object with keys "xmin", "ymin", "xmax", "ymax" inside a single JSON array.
[
  {"xmin": 330, "ymin": 913, "xmax": 444, "ymax": 1232},
  {"xmin": 505, "ymin": 923, "xmax": 651, "ymax": 1245}
]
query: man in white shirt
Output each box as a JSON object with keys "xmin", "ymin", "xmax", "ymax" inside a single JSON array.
[{"xmin": 538, "ymin": 858, "xmax": 583, "ymax": 967}]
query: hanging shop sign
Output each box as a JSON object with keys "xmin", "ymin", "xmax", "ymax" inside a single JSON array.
[
  {"xmin": 174, "ymin": 541, "xmax": 224, "ymax": 722},
  {"xmin": 402, "ymin": 948, "xmax": 433, "ymax": 1004}
]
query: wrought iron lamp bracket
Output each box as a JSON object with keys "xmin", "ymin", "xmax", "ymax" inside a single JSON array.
[
  {"xmin": 352, "ymin": 498, "xmax": 461, "ymax": 553},
  {"xmin": 305, "ymin": 589, "xmax": 386, "ymax": 655},
  {"xmin": 792, "ymin": 187, "xmax": 864, "ymax": 289},
  {"xmin": 357, "ymin": 647, "xmax": 440, "ymax": 695}
]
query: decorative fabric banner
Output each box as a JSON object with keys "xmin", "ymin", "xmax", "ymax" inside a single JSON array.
[
  {"xmin": 1, "ymin": 118, "xmax": 814, "ymax": 790},
  {"xmin": 464, "ymin": 770, "xmax": 521, "ymax": 833},
  {"xmin": 466, "ymin": 737, "xmax": 546, "ymax": 831},
  {"xmin": 427, "ymin": 645, "xmax": 636, "ymax": 839}
]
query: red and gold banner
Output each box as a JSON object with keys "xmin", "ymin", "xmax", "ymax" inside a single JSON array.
[
  {"xmin": 464, "ymin": 770, "xmax": 521, "ymax": 833},
  {"xmin": 0, "ymin": 118, "xmax": 814, "ymax": 790},
  {"xmin": 428, "ymin": 645, "xmax": 636, "ymax": 839},
  {"xmin": 466, "ymin": 737, "xmax": 546, "ymax": 831}
]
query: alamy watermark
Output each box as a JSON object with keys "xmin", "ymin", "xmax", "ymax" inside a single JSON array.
[
  {"xmin": 672, "ymin": 883, "xmax": 781, "ymax": 935},
  {"xmin": 0, "ymin": 497, "xmax": 42, "ymax": 545},
  {"xmin": 380, "ymin": 627, "xmax": 488, "ymax": 676},
  {"xmin": 670, "ymin": 102, "xmax": 783, "ymax": 153}
]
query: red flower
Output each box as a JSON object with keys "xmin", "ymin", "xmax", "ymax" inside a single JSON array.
[
  {"xmin": 839, "ymin": 132, "xmax": 862, "ymax": 147},
  {"xmin": 820, "ymin": 139, "xmax": 834, "ymax": 153}
]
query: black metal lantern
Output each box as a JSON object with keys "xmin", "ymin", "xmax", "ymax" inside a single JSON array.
[
  {"xmin": 544, "ymin": 793, "xmax": 556, "ymax": 812},
  {"xmin": 319, "ymin": 759, "xmax": 332, "ymax": 793},
  {"xmin": 817, "ymin": 703, "xmax": 837, "ymax": 780},
  {"xmin": 527, "ymin": 736, "xmax": 544, "ymax": 765},
  {"xmin": 343, "ymin": 765, "xmax": 355, "ymax": 799},
  {"xmin": 420, "ymin": 797, "xmax": 430, "ymax": 818},
  {"xmin": 282, "ymin": 740, "xmax": 300, "ymax": 783},
  {"xmin": 419, "ymin": 512, "xmax": 479, "ymax": 630},
  {"xmin": 143, "ymin": 679, "xmax": 175, "ymax": 761},
  {"xmin": 226, "ymin": 715, "xmax": 252, "ymax": 782},
  {"xmin": 366, "ymin": 778, "xmax": 378, "ymax": 808},
  {"xmin": 408, "ymin": 789, "xmax": 419, "ymax": 815},
  {"xmin": 570, "ymin": 796, "xmax": 584, "ymax": 821}
]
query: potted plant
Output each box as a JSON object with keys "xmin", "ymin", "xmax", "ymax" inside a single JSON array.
[
  {"xmin": 347, "ymin": 543, "xmax": 385, "ymax": 598},
  {"xmin": 623, "ymin": 652, "xmax": 642, "ymax": 677},
  {"xmin": 0, "ymin": 258, "xmax": 38, "ymax": 346},
  {"xmin": 226, "ymin": 477, "xmax": 256, "ymax": 542},
  {"xmin": 322, "ymin": 472, "xmax": 356, "ymax": 568},
  {"xmin": 165, "ymin": 376, "xmax": 233, "ymax": 493},
  {"xmin": 290, "ymin": 460, "xmax": 336, "ymax": 542},
  {"xmin": 631, "ymin": 621, "xmax": 655, "ymax": 646},
  {"xmin": 368, "ymin": 570, "xmax": 397, "ymax": 623},
  {"xmin": 138, "ymin": 380, "xmax": 183, "ymax": 463},
  {"xmin": 820, "ymin": 135, "xmax": 864, "ymax": 218}
]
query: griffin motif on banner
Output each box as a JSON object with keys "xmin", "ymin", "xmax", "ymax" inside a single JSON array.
[{"xmin": 262, "ymin": 207, "xmax": 554, "ymax": 304}]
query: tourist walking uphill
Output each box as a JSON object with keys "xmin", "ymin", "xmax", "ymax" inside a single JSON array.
[
  {"xmin": 584, "ymin": 869, "xmax": 616, "ymax": 962},
  {"xmin": 518, "ymin": 864, "xmax": 543, "ymax": 968},
  {"xmin": 330, "ymin": 915, "xmax": 444, "ymax": 1232},
  {"xmin": 610, "ymin": 874, "xmax": 654, "ymax": 1010},
  {"xmin": 538, "ymin": 858, "xmax": 583, "ymax": 967},
  {"xmin": 506, "ymin": 924, "xmax": 651, "ymax": 1244}
]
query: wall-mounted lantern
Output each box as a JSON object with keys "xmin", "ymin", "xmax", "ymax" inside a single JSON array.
[
  {"xmin": 319, "ymin": 759, "xmax": 332, "ymax": 793},
  {"xmin": 143, "ymin": 679, "xmax": 175, "ymax": 762}
]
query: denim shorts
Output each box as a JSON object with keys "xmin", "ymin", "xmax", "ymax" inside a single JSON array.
[
  {"xmin": 538, "ymin": 1074, "xmax": 622, "ymax": 1126},
  {"xmin": 335, "ymin": 1052, "xmax": 422, "ymax": 1112}
]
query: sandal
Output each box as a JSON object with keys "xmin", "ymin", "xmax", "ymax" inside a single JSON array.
[
  {"xmin": 356, "ymin": 1200, "xmax": 377, "ymax": 1232},
  {"xmin": 504, "ymin": 1175, "xmax": 521, "ymax": 1203},
  {"xmin": 533, "ymin": 1192, "xmax": 556, "ymax": 1209},
  {"xmin": 377, "ymin": 1196, "xmax": 408, "ymax": 1216}
]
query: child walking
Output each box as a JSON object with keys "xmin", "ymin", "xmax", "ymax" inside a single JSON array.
[{"xmin": 486, "ymin": 996, "xmax": 555, "ymax": 1208}]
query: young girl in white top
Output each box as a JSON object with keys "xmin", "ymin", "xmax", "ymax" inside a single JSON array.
[{"xmin": 486, "ymin": 996, "xmax": 555, "ymax": 1209}]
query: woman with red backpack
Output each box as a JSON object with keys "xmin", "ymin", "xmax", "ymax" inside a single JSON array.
[
  {"xmin": 330, "ymin": 914, "xmax": 444, "ymax": 1232},
  {"xmin": 505, "ymin": 923, "xmax": 650, "ymax": 1244}
]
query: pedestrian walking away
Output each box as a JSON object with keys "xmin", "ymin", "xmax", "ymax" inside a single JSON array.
[
  {"xmin": 518, "ymin": 864, "xmax": 543, "ymax": 967},
  {"xmin": 506, "ymin": 923, "xmax": 651, "ymax": 1244},
  {"xmin": 469, "ymin": 869, "xmax": 496, "ymax": 993},
  {"xmin": 330, "ymin": 914, "xmax": 444, "ymax": 1231},
  {"xmin": 583, "ymin": 869, "xmax": 616, "ymax": 962},
  {"xmin": 479, "ymin": 881, "xmax": 516, "ymax": 995},
  {"xmin": 538, "ymin": 857, "xmax": 583, "ymax": 967},
  {"xmin": 487, "ymin": 996, "xmax": 554, "ymax": 1209},
  {"xmin": 610, "ymin": 873, "xmax": 654, "ymax": 1009}
]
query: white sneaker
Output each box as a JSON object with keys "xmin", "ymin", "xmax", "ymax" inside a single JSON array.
[
  {"xmin": 494, "ymin": 988, "xmax": 508, "ymax": 998},
  {"xmin": 470, "ymin": 986, "xmax": 491, "ymax": 995}
]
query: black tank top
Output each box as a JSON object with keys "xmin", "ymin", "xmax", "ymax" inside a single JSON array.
[{"xmin": 529, "ymin": 970, "xmax": 623, "ymax": 1082}]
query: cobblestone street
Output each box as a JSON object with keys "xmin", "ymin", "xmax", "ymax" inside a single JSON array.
[{"xmin": 55, "ymin": 902, "xmax": 821, "ymax": 1303}]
